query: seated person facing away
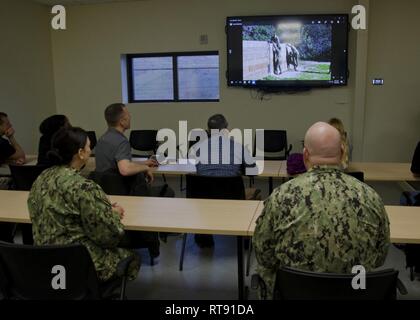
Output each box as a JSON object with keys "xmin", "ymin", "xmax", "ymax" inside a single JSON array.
[
  {"xmin": 190, "ymin": 114, "xmax": 256, "ymax": 178},
  {"xmin": 411, "ymin": 141, "xmax": 420, "ymax": 175},
  {"xmin": 28, "ymin": 127, "xmax": 140, "ymax": 282},
  {"xmin": 95, "ymin": 103, "xmax": 174, "ymax": 198},
  {"xmin": 0, "ymin": 112, "xmax": 26, "ymax": 241},
  {"xmin": 328, "ymin": 117, "xmax": 350, "ymax": 169},
  {"xmin": 189, "ymin": 114, "xmax": 258, "ymax": 247},
  {"xmin": 0, "ymin": 112, "xmax": 26, "ymax": 166},
  {"xmin": 37, "ymin": 114, "xmax": 71, "ymax": 166},
  {"xmin": 253, "ymin": 122, "xmax": 390, "ymax": 299}
]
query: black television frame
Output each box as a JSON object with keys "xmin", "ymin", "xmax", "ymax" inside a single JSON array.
[{"xmin": 226, "ymin": 14, "xmax": 350, "ymax": 90}]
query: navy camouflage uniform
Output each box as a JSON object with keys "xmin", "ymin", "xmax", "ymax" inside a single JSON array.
[
  {"xmin": 28, "ymin": 166, "xmax": 140, "ymax": 282},
  {"xmin": 253, "ymin": 165, "xmax": 390, "ymax": 298}
]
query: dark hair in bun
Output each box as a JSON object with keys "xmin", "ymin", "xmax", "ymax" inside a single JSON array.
[{"xmin": 47, "ymin": 127, "xmax": 88, "ymax": 165}]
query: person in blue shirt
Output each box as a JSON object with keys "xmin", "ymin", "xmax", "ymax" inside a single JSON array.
[{"xmin": 191, "ymin": 114, "xmax": 255, "ymax": 177}]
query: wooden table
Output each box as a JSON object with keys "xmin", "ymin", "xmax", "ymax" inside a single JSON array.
[
  {"xmin": 72, "ymin": 157, "xmax": 284, "ymax": 189},
  {"xmin": 2, "ymin": 189, "xmax": 420, "ymax": 299},
  {"xmin": 8, "ymin": 156, "xmax": 419, "ymax": 183},
  {"xmin": 347, "ymin": 162, "xmax": 420, "ymax": 182},
  {"xmin": 278, "ymin": 160, "xmax": 419, "ymax": 182},
  {"xmin": 386, "ymin": 206, "xmax": 420, "ymax": 243},
  {"xmin": 0, "ymin": 190, "xmax": 260, "ymax": 300}
]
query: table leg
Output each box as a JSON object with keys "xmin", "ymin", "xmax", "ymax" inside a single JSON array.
[{"xmin": 237, "ymin": 235, "xmax": 244, "ymax": 300}]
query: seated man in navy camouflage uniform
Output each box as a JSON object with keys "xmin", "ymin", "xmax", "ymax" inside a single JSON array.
[{"xmin": 253, "ymin": 122, "xmax": 390, "ymax": 298}]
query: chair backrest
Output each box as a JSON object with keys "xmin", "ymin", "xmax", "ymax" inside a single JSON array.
[
  {"xmin": 89, "ymin": 170, "xmax": 132, "ymax": 196},
  {"xmin": 0, "ymin": 241, "xmax": 100, "ymax": 300},
  {"xmin": 186, "ymin": 175, "xmax": 245, "ymax": 200},
  {"xmin": 89, "ymin": 170, "xmax": 150, "ymax": 197},
  {"xmin": 274, "ymin": 266, "xmax": 399, "ymax": 300},
  {"xmin": 346, "ymin": 171, "xmax": 365, "ymax": 182},
  {"xmin": 86, "ymin": 131, "xmax": 97, "ymax": 150},
  {"xmin": 129, "ymin": 130, "xmax": 158, "ymax": 153},
  {"xmin": 9, "ymin": 165, "xmax": 48, "ymax": 191},
  {"xmin": 254, "ymin": 130, "xmax": 290, "ymax": 160}
]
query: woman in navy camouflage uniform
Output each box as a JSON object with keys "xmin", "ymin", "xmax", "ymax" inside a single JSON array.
[{"xmin": 28, "ymin": 127, "xmax": 140, "ymax": 282}]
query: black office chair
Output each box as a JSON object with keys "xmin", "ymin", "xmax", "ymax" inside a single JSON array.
[
  {"xmin": 179, "ymin": 175, "xmax": 246, "ymax": 271},
  {"xmin": 89, "ymin": 170, "xmax": 158, "ymax": 265},
  {"xmin": 254, "ymin": 130, "xmax": 292, "ymax": 161},
  {"xmin": 129, "ymin": 130, "xmax": 158, "ymax": 157},
  {"xmin": 87, "ymin": 131, "xmax": 97, "ymax": 151},
  {"xmin": 345, "ymin": 171, "xmax": 364, "ymax": 182},
  {"xmin": 177, "ymin": 132, "xmax": 207, "ymax": 192},
  {"xmin": 8, "ymin": 164, "xmax": 48, "ymax": 245},
  {"xmin": 89, "ymin": 170, "xmax": 132, "ymax": 196},
  {"xmin": 129, "ymin": 130, "xmax": 167, "ymax": 183},
  {"xmin": 253, "ymin": 130, "xmax": 292, "ymax": 194},
  {"xmin": 9, "ymin": 164, "xmax": 48, "ymax": 191},
  {"xmin": 0, "ymin": 241, "xmax": 134, "ymax": 300},
  {"xmin": 263, "ymin": 266, "xmax": 407, "ymax": 300}
]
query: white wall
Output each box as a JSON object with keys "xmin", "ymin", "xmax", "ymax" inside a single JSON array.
[
  {"xmin": 0, "ymin": 0, "xmax": 56, "ymax": 153},
  {"xmin": 4, "ymin": 0, "xmax": 418, "ymax": 161},
  {"xmin": 362, "ymin": 0, "xmax": 420, "ymax": 161},
  {"xmin": 51, "ymin": 0, "xmax": 357, "ymax": 155}
]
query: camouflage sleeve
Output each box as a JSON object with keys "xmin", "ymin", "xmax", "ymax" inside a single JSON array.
[
  {"xmin": 253, "ymin": 197, "xmax": 280, "ymax": 270},
  {"xmin": 78, "ymin": 181, "xmax": 125, "ymax": 248}
]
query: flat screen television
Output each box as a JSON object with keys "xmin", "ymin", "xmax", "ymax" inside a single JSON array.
[{"xmin": 226, "ymin": 14, "xmax": 349, "ymax": 89}]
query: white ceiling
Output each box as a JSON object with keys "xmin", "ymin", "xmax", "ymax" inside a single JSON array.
[{"xmin": 32, "ymin": 0, "xmax": 148, "ymax": 6}]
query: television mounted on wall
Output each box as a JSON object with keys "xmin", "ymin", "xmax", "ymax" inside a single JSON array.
[{"xmin": 226, "ymin": 14, "xmax": 349, "ymax": 90}]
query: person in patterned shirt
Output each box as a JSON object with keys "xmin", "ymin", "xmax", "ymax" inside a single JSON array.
[
  {"xmin": 28, "ymin": 127, "xmax": 140, "ymax": 282},
  {"xmin": 253, "ymin": 122, "xmax": 390, "ymax": 298}
]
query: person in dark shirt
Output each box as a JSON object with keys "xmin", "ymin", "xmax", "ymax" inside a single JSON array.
[
  {"xmin": 0, "ymin": 112, "xmax": 25, "ymax": 165},
  {"xmin": 95, "ymin": 103, "xmax": 174, "ymax": 200},
  {"xmin": 37, "ymin": 115, "xmax": 71, "ymax": 166},
  {"xmin": 95, "ymin": 103, "xmax": 174, "ymax": 256},
  {"xmin": 0, "ymin": 112, "xmax": 26, "ymax": 242},
  {"xmin": 411, "ymin": 141, "xmax": 420, "ymax": 175}
]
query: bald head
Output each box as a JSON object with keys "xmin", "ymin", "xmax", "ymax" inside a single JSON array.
[{"xmin": 303, "ymin": 122, "xmax": 343, "ymax": 168}]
